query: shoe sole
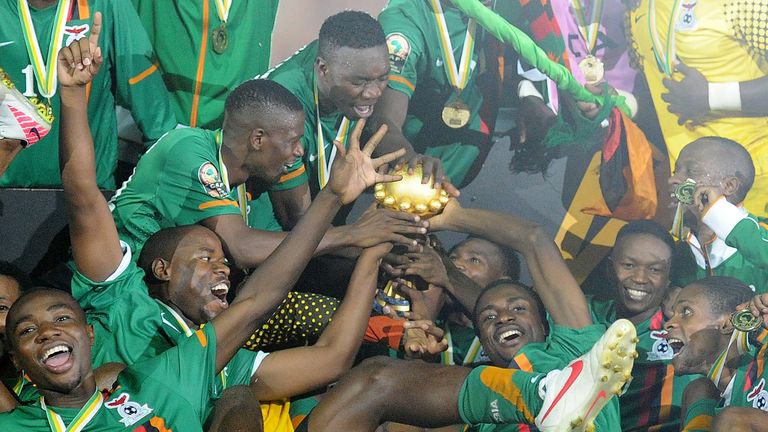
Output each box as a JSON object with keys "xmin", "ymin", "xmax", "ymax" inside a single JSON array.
[{"xmin": 563, "ymin": 319, "xmax": 638, "ymax": 432}]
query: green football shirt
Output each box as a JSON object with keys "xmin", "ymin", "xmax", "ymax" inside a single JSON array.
[
  {"xmin": 0, "ymin": 0, "xmax": 175, "ymax": 189},
  {"xmin": 0, "ymin": 325, "xmax": 223, "ymax": 431}
]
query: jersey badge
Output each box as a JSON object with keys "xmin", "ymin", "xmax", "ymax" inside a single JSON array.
[
  {"xmin": 198, "ymin": 161, "xmax": 228, "ymax": 198},
  {"xmin": 386, "ymin": 33, "xmax": 410, "ymax": 74},
  {"xmin": 106, "ymin": 393, "xmax": 154, "ymax": 427},
  {"xmin": 677, "ymin": 0, "xmax": 698, "ymax": 31},
  {"xmin": 64, "ymin": 24, "xmax": 90, "ymax": 47},
  {"xmin": 748, "ymin": 378, "xmax": 768, "ymax": 411},
  {"xmin": 647, "ymin": 330, "xmax": 674, "ymax": 361}
]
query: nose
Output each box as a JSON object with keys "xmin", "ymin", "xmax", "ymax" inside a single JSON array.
[
  {"xmin": 664, "ymin": 315, "xmax": 678, "ymax": 331},
  {"xmin": 35, "ymin": 321, "xmax": 62, "ymax": 344},
  {"xmin": 294, "ymin": 141, "xmax": 305, "ymax": 158},
  {"xmin": 214, "ymin": 260, "xmax": 230, "ymax": 278},
  {"xmin": 631, "ymin": 267, "xmax": 650, "ymax": 284},
  {"xmin": 362, "ymin": 81, "xmax": 383, "ymax": 101}
]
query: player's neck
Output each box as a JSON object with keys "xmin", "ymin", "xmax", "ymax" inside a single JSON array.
[
  {"xmin": 316, "ymin": 82, "xmax": 337, "ymax": 117},
  {"xmin": 715, "ymin": 340, "xmax": 742, "ymax": 392},
  {"xmin": 28, "ymin": 0, "xmax": 58, "ymax": 10},
  {"xmin": 220, "ymin": 136, "xmax": 248, "ymax": 188},
  {"xmin": 40, "ymin": 374, "xmax": 97, "ymax": 409},
  {"xmin": 618, "ymin": 303, "xmax": 659, "ymax": 326}
]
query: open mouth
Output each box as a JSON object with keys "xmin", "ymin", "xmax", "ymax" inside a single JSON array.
[
  {"xmin": 41, "ymin": 344, "xmax": 73, "ymax": 371},
  {"xmin": 667, "ymin": 337, "xmax": 685, "ymax": 355},
  {"xmin": 211, "ymin": 282, "xmax": 229, "ymax": 304},
  {"xmin": 625, "ymin": 287, "xmax": 650, "ymax": 302},
  {"xmin": 496, "ymin": 328, "xmax": 522, "ymax": 345},
  {"xmin": 353, "ymin": 104, "xmax": 373, "ymax": 118}
]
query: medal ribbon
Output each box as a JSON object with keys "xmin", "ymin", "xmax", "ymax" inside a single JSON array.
[
  {"xmin": 216, "ymin": 131, "xmax": 248, "ymax": 221},
  {"xmin": 213, "ymin": 0, "xmax": 232, "ymax": 24},
  {"xmin": 41, "ymin": 389, "xmax": 103, "ymax": 432},
  {"xmin": 707, "ymin": 329, "xmax": 750, "ymax": 387},
  {"xmin": 441, "ymin": 326, "xmax": 455, "ymax": 365},
  {"xmin": 17, "ymin": 0, "xmax": 72, "ymax": 98},
  {"xmin": 440, "ymin": 326, "xmax": 484, "ymax": 366},
  {"xmin": 429, "ymin": 0, "xmax": 476, "ymax": 93},
  {"xmin": 314, "ymin": 83, "xmax": 351, "ymax": 189},
  {"xmin": 571, "ymin": 0, "xmax": 605, "ymax": 55},
  {"xmin": 648, "ymin": 0, "xmax": 683, "ymax": 76}
]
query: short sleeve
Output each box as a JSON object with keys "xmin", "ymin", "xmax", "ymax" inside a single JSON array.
[
  {"xmin": 71, "ymin": 242, "xmax": 142, "ymax": 312},
  {"xmin": 379, "ymin": 6, "xmax": 425, "ymax": 98},
  {"xmin": 159, "ymin": 136, "xmax": 241, "ymax": 225}
]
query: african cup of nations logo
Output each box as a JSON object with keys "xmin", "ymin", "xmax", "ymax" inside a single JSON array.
[
  {"xmin": 647, "ymin": 330, "xmax": 675, "ymax": 361},
  {"xmin": 387, "ymin": 33, "xmax": 410, "ymax": 74},
  {"xmin": 198, "ymin": 161, "xmax": 228, "ymax": 198}
]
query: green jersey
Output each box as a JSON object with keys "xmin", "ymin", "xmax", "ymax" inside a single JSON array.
[
  {"xmin": 674, "ymin": 198, "xmax": 768, "ymax": 293},
  {"xmin": 589, "ymin": 299, "xmax": 699, "ymax": 431},
  {"xmin": 379, "ymin": 0, "xmax": 489, "ymax": 185},
  {"xmin": 110, "ymin": 128, "xmax": 243, "ymax": 255},
  {"xmin": 0, "ymin": 0, "xmax": 175, "ymax": 189},
  {"xmin": 261, "ymin": 41, "xmax": 359, "ymax": 197},
  {"xmin": 440, "ymin": 321, "xmax": 490, "ymax": 366},
  {"xmin": 130, "ymin": 0, "xmax": 278, "ymax": 129},
  {"xmin": 0, "ymin": 325, "xmax": 225, "ymax": 431}
]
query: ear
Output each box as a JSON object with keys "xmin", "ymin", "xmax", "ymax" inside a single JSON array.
[
  {"xmin": 151, "ymin": 258, "xmax": 172, "ymax": 282},
  {"xmin": 316, "ymin": 56, "xmax": 329, "ymax": 77},
  {"xmin": 10, "ymin": 351, "xmax": 19, "ymax": 370},
  {"xmin": 87, "ymin": 324, "xmax": 95, "ymax": 346},
  {"xmin": 250, "ymin": 128, "xmax": 264, "ymax": 151},
  {"xmin": 720, "ymin": 175, "xmax": 741, "ymax": 199},
  {"xmin": 719, "ymin": 313, "xmax": 735, "ymax": 335}
]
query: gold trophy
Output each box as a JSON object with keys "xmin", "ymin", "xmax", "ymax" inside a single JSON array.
[{"xmin": 373, "ymin": 165, "xmax": 451, "ymax": 314}]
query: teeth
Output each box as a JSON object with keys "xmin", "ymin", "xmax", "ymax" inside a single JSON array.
[
  {"xmin": 42, "ymin": 345, "xmax": 70, "ymax": 361},
  {"xmin": 498, "ymin": 329, "xmax": 521, "ymax": 343},
  {"xmin": 626, "ymin": 288, "xmax": 648, "ymax": 299},
  {"xmin": 211, "ymin": 282, "xmax": 229, "ymax": 296}
]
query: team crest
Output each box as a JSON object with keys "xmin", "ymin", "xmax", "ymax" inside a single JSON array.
[
  {"xmin": 64, "ymin": 24, "xmax": 90, "ymax": 47},
  {"xmin": 198, "ymin": 162, "xmax": 227, "ymax": 198},
  {"xmin": 647, "ymin": 330, "xmax": 674, "ymax": 361},
  {"xmin": 386, "ymin": 33, "xmax": 410, "ymax": 74},
  {"xmin": 677, "ymin": 0, "xmax": 698, "ymax": 31},
  {"xmin": 748, "ymin": 378, "xmax": 768, "ymax": 411},
  {"xmin": 106, "ymin": 393, "xmax": 153, "ymax": 427}
]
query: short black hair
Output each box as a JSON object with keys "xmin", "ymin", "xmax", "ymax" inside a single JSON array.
[
  {"xmin": 138, "ymin": 226, "xmax": 206, "ymax": 287},
  {"xmin": 453, "ymin": 236, "xmax": 522, "ymax": 281},
  {"xmin": 614, "ymin": 220, "xmax": 676, "ymax": 262},
  {"xmin": 693, "ymin": 136, "xmax": 755, "ymax": 202},
  {"xmin": 224, "ymin": 79, "xmax": 303, "ymax": 126},
  {"xmin": 691, "ymin": 276, "xmax": 754, "ymax": 316},
  {"xmin": 471, "ymin": 278, "xmax": 548, "ymax": 335},
  {"xmin": 0, "ymin": 261, "xmax": 32, "ymax": 292},
  {"xmin": 318, "ymin": 11, "xmax": 386, "ymax": 59}
]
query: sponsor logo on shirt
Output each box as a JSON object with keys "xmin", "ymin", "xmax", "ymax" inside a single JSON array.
[
  {"xmin": 386, "ymin": 33, "xmax": 410, "ymax": 74},
  {"xmin": 64, "ymin": 24, "xmax": 90, "ymax": 47},
  {"xmin": 198, "ymin": 161, "xmax": 228, "ymax": 198},
  {"xmin": 106, "ymin": 393, "xmax": 153, "ymax": 427},
  {"xmin": 647, "ymin": 330, "xmax": 674, "ymax": 361},
  {"xmin": 748, "ymin": 378, "xmax": 768, "ymax": 411}
]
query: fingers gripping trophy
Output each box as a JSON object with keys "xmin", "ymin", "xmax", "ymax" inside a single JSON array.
[{"xmin": 373, "ymin": 165, "xmax": 451, "ymax": 314}]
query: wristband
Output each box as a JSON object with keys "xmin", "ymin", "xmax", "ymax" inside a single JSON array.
[
  {"xmin": 518, "ymin": 79, "xmax": 544, "ymax": 100},
  {"xmin": 708, "ymin": 82, "xmax": 742, "ymax": 112}
]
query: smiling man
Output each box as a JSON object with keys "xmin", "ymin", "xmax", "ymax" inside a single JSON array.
[{"xmin": 0, "ymin": 28, "xmax": 405, "ymax": 431}]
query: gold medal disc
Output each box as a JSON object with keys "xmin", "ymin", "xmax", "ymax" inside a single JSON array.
[
  {"xmin": 731, "ymin": 309, "xmax": 763, "ymax": 332},
  {"xmin": 212, "ymin": 24, "xmax": 228, "ymax": 54},
  {"xmin": 579, "ymin": 55, "xmax": 604, "ymax": 85},
  {"xmin": 441, "ymin": 99, "xmax": 471, "ymax": 129}
]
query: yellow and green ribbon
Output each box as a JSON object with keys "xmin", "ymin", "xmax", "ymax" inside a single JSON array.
[
  {"xmin": 648, "ymin": 0, "xmax": 683, "ymax": 76},
  {"xmin": 41, "ymin": 389, "xmax": 103, "ymax": 432},
  {"xmin": 216, "ymin": 130, "xmax": 249, "ymax": 221},
  {"xmin": 571, "ymin": 0, "xmax": 605, "ymax": 55},
  {"xmin": 17, "ymin": 0, "xmax": 72, "ymax": 99},
  {"xmin": 314, "ymin": 82, "xmax": 351, "ymax": 189},
  {"xmin": 213, "ymin": 0, "xmax": 232, "ymax": 25},
  {"xmin": 429, "ymin": 0, "xmax": 476, "ymax": 94}
]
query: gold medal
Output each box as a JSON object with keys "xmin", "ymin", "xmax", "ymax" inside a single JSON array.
[
  {"xmin": 441, "ymin": 99, "xmax": 471, "ymax": 129},
  {"xmin": 731, "ymin": 309, "xmax": 763, "ymax": 332},
  {"xmin": 212, "ymin": 24, "xmax": 228, "ymax": 54},
  {"xmin": 578, "ymin": 55, "xmax": 604, "ymax": 85},
  {"xmin": 671, "ymin": 178, "xmax": 696, "ymax": 205}
]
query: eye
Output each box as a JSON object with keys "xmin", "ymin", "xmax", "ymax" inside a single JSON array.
[
  {"xmin": 18, "ymin": 325, "xmax": 36, "ymax": 336},
  {"xmin": 512, "ymin": 305, "xmax": 527, "ymax": 312},
  {"xmin": 449, "ymin": 255, "xmax": 458, "ymax": 263},
  {"xmin": 681, "ymin": 307, "xmax": 693, "ymax": 317},
  {"xmin": 621, "ymin": 262, "xmax": 635, "ymax": 270},
  {"xmin": 470, "ymin": 257, "xmax": 481, "ymax": 264},
  {"xmin": 650, "ymin": 267, "xmax": 663, "ymax": 274},
  {"xmin": 482, "ymin": 313, "xmax": 497, "ymax": 322},
  {"xmin": 200, "ymin": 256, "xmax": 211, "ymax": 262},
  {"xmin": 55, "ymin": 315, "xmax": 72, "ymax": 323},
  {"xmin": 0, "ymin": 305, "xmax": 8, "ymax": 312}
]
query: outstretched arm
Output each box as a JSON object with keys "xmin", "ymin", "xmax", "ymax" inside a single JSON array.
[
  {"xmin": 250, "ymin": 242, "xmax": 391, "ymax": 399},
  {"xmin": 58, "ymin": 13, "xmax": 123, "ymax": 282},
  {"xmin": 211, "ymin": 120, "xmax": 406, "ymax": 372},
  {"xmin": 430, "ymin": 201, "xmax": 591, "ymax": 328}
]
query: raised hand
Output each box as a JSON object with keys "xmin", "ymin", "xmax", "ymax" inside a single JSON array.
[
  {"xmin": 403, "ymin": 153, "xmax": 460, "ymax": 198},
  {"xmin": 57, "ymin": 11, "xmax": 103, "ymax": 87},
  {"xmin": 347, "ymin": 203, "xmax": 428, "ymax": 248},
  {"xmin": 402, "ymin": 314, "xmax": 448, "ymax": 359},
  {"xmin": 736, "ymin": 294, "xmax": 768, "ymax": 330},
  {"xmin": 328, "ymin": 119, "xmax": 406, "ymax": 204}
]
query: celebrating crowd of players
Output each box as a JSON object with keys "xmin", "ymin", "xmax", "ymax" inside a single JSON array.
[{"xmin": 1, "ymin": 0, "xmax": 768, "ymax": 431}]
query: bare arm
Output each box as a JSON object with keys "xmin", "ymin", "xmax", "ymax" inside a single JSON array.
[
  {"xmin": 0, "ymin": 382, "xmax": 18, "ymax": 413},
  {"xmin": 58, "ymin": 13, "xmax": 123, "ymax": 282},
  {"xmin": 430, "ymin": 201, "xmax": 591, "ymax": 328},
  {"xmin": 0, "ymin": 139, "xmax": 22, "ymax": 178},
  {"xmin": 268, "ymin": 183, "xmax": 311, "ymax": 230},
  {"xmin": 211, "ymin": 121, "xmax": 406, "ymax": 372},
  {"xmin": 250, "ymin": 243, "xmax": 391, "ymax": 399}
]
